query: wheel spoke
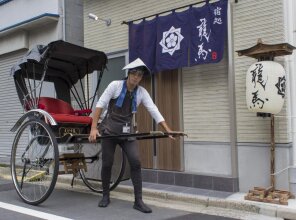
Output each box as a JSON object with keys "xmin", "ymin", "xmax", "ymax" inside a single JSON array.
[
  {"xmin": 11, "ymin": 118, "xmax": 59, "ymax": 205},
  {"xmin": 78, "ymin": 143, "xmax": 126, "ymax": 193}
]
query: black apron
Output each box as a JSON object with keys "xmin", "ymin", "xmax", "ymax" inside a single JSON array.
[{"xmin": 99, "ymin": 91, "xmax": 135, "ymax": 136}]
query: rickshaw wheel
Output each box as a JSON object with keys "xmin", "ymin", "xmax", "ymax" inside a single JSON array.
[
  {"xmin": 11, "ymin": 118, "xmax": 59, "ymax": 205},
  {"xmin": 78, "ymin": 144, "xmax": 126, "ymax": 193}
]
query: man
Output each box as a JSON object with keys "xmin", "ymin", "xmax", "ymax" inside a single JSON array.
[{"xmin": 89, "ymin": 58, "xmax": 174, "ymax": 213}]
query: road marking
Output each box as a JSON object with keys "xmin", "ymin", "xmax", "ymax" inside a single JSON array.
[{"xmin": 0, "ymin": 201, "xmax": 73, "ymax": 220}]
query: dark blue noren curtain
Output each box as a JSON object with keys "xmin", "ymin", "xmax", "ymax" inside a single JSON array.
[
  {"xmin": 128, "ymin": 0, "xmax": 228, "ymax": 73},
  {"xmin": 155, "ymin": 10, "xmax": 190, "ymax": 72},
  {"xmin": 190, "ymin": 0, "xmax": 228, "ymax": 66},
  {"xmin": 128, "ymin": 19, "xmax": 157, "ymax": 72}
]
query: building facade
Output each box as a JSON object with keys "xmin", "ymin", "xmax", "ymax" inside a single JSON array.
[
  {"xmin": 83, "ymin": 0, "xmax": 296, "ymax": 193},
  {"xmin": 0, "ymin": 0, "xmax": 83, "ymax": 163},
  {"xmin": 0, "ymin": 0, "xmax": 295, "ymax": 194}
]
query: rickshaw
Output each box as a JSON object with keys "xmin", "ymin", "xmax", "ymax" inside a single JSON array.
[{"xmin": 10, "ymin": 40, "xmax": 183, "ymax": 205}]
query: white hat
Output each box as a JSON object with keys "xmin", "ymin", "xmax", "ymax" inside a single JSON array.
[{"xmin": 122, "ymin": 58, "xmax": 150, "ymax": 75}]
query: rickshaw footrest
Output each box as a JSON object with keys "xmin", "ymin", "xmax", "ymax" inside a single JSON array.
[{"xmin": 59, "ymin": 153, "xmax": 87, "ymax": 174}]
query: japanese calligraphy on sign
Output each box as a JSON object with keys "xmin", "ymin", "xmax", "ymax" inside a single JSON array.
[
  {"xmin": 190, "ymin": 0, "xmax": 228, "ymax": 65},
  {"xmin": 246, "ymin": 61, "xmax": 286, "ymax": 114},
  {"xmin": 129, "ymin": 0, "xmax": 228, "ymax": 72}
]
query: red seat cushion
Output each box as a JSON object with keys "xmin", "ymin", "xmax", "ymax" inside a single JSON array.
[
  {"xmin": 37, "ymin": 97, "xmax": 92, "ymax": 125},
  {"xmin": 74, "ymin": 109, "xmax": 92, "ymax": 115},
  {"xmin": 51, "ymin": 113, "xmax": 92, "ymax": 125}
]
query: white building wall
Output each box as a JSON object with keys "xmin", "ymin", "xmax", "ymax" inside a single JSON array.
[
  {"xmin": 183, "ymin": 48, "xmax": 230, "ymax": 142},
  {"xmin": 183, "ymin": 44, "xmax": 231, "ymax": 175},
  {"xmin": 0, "ymin": 0, "xmax": 83, "ymax": 164},
  {"xmin": 0, "ymin": 50, "xmax": 25, "ymax": 163},
  {"xmin": 0, "ymin": 0, "xmax": 61, "ymax": 164},
  {"xmin": 28, "ymin": 23, "xmax": 60, "ymax": 47},
  {"xmin": 84, "ymin": 0, "xmax": 232, "ymax": 176},
  {"xmin": 0, "ymin": 0, "xmax": 59, "ymax": 30},
  {"xmin": 233, "ymin": 0, "xmax": 292, "ymax": 192},
  {"xmin": 233, "ymin": 0, "xmax": 288, "ymax": 143},
  {"xmin": 0, "ymin": 31, "xmax": 28, "ymax": 55},
  {"xmin": 284, "ymin": 0, "xmax": 296, "ymax": 195},
  {"xmin": 84, "ymin": 0, "xmax": 295, "ymax": 191},
  {"xmin": 84, "ymin": 0, "xmax": 198, "ymax": 53}
]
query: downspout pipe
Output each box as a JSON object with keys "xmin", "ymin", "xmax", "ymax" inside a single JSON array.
[
  {"xmin": 62, "ymin": 0, "xmax": 66, "ymax": 41},
  {"xmin": 227, "ymin": 1, "xmax": 238, "ymax": 180},
  {"xmin": 284, "ymin": 0, "xmax": 296, "ymax": 195},
  {"xmin": 58, "ymin": 0, "xmax": 66, "ymax": 41},
  {"xmin": 284, "ymin": 0, "xmax": 296, "ymax": 167}
]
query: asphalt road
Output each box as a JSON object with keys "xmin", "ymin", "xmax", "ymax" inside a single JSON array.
[{"xmin": 0, "ymin": 178, "xmax": 238, "ymax": 220}]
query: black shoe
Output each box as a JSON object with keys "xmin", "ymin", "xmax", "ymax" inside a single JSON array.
[
  {"xmin": 133, "ymin": 199, "xmax": 152, "ymax": 213},
  {"xmin": 98, "ymin": 195, "xmax": 110, "ymax": 207}
]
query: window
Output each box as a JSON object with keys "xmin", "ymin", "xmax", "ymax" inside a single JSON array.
[{"xmin": 97, "ymin": 55, "xmax": 126, "ymax": 97}]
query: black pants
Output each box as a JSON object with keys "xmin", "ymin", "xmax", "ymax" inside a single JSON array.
[{"xmin": 101, "ymin": 138, "xmax": 142, "ymax": 199}]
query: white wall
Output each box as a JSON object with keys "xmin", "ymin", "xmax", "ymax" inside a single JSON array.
[
  {"xmin": 28, "ymin": 22, "xmax": 60, "ymax": 47},
  {"xmin": 233, "ymin": 0, "xmax": 288, "ymax": 143},
  {"xmin": 84, "ymin": 0, "xmax": 198, "ymax": 53},
  {"xmin": 0, "ymin": 0, "xmax": 59, "ymax": 30},
  {"xmin": 284, "ymin": 0, "xmax": 296, "ymax": 196},
  {"xmin": 238, "ymin": 144, "xmax": 290, "ymax": 192},
  {"xmin": 0, "ymin": 0, "xmax": 64, "ymax": 164},
  {"xmin": 185, "ymin": 142, "xmax": 232, "ymax": 176}
]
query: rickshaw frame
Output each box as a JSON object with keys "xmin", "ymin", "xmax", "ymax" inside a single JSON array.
[{"xmin": 10, "ymin": 40, "xmax": 128, "ymax": 205}]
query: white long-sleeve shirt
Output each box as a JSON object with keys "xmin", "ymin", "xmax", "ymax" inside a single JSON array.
[{"xmin": 96, "ymin": 80, "xmax": 165, "ymax": 124}]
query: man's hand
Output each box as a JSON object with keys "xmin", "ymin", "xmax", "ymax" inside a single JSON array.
[
  {"xmin": 167, "ymin": 131, "xmax": 186, "ymax": 136},
  {"xmin": 89, "ymin": 128, "xmax": 100, "ymax": 142},
  {"xmin": 166, "ymin": 131, "xmax": 187, "ymax": 140}
]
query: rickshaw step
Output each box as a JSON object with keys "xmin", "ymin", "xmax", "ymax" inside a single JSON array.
[{"xmin": 59, "ymin": 153, "xmax": 87, "ymax": 174}]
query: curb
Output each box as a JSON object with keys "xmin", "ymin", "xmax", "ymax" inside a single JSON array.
[
  {"xmin": 56, "ymin": 174, "xmax": 296, "ymax": 220},
  {"xmin": 58, "ymin": 176, "xmax": 296, "ymax": 220},
  {"xmin": 1, "ymin": 167, "xmax": 295, "ymax": 220}
]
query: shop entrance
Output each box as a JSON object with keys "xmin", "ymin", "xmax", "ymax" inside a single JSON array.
[{"xmin": 137, "ymin": 69, "xmax": 182, "ymax": 171}]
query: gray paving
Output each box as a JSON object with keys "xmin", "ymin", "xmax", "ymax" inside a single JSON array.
[
  {"xmin": 0, "ymin": 183, "xmax": 237, "ymax": 220},
  {"xmin": 0, "ymin": 208, "xmax": 43, "ymax": 220},
  {"xmin": 118, "ymin": 179, "xmax": 294, "ymax": 220},
  {"xmin": 0, "ymin": 167, "xmax": 294, "ymax": 220},
  {"xmin": 0, "ymin": 182, "xmax": 15, "ymax": 192}
]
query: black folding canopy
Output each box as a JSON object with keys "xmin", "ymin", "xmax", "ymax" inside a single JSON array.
[
  {"xmin": 11, "ymin": 40, "xmax": 107, "ymax": 84},
  {"xmin": 11, "ymin": 40, "xmax": 108, "ymax": 109}
]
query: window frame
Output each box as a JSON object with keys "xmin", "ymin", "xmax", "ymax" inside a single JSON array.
[{"xmin": 91, "ymin": 51, "xmax": 128, "ymax": 107}]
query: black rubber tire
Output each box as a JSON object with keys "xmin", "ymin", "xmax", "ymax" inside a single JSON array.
[
  {"xmin": 11, "ymin": 118, "xmax": 59, "ymax": 205},
  {"xmin": 79, "ymin": 144, "xmax": 126, "ymax": 193}
]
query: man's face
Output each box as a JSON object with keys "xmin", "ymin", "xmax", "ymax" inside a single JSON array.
[{"xmin": 127, "ymin": 68, "xmax": 144, "ymax": 86}]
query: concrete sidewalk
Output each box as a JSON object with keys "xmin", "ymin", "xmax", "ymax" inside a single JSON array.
[
  {"xmin": 56, "ymin": 175, "xmax": 296, "ymax": 220},
  {"xmin": 117, "ymin": 180, "xmax": 296, "ymax": 220},
  {"xmin": 1, "ymin": 166, "xmax": 296, "ymax": 220}
]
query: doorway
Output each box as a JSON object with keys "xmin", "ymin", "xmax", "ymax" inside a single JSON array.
[{"xmin": 138, "ymin": 69, "xmax": 183, "ymax": 171}]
